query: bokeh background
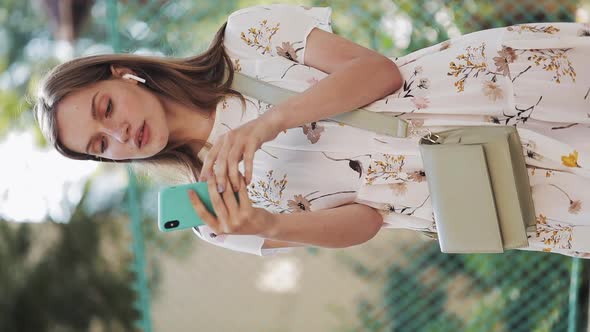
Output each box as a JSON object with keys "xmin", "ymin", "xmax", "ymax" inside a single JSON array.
[{"xmin": 1, "ymin": 0, "xmax": 590, "ymax": 331}]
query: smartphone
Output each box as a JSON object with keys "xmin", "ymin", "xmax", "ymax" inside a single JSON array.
[{"xmin": 158, "ymin": 182, "xmax": 239, "ymax": 232}]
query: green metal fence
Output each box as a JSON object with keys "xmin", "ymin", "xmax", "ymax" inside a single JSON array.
[
  {"xmin": 337, "ymin": 237, "xmax": 586, "ymax": 332},
  {"xmin": 101, "ymin": 0, "xmax": 590, "ymax": 331}
]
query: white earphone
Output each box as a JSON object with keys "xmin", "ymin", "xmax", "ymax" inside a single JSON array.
[{"xmin": 122, "ymin": 73, "xmax": 146, "ymax": 84}]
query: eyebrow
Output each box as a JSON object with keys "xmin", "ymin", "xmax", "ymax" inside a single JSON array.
[{"xmin": 85, "ymin": 91, "xmax": 99, "ymax": 154}]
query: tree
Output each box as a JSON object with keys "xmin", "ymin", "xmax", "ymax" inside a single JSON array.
[{"xmin": 0, "ymin": 187, "xmax": 141, "ymax": 332}]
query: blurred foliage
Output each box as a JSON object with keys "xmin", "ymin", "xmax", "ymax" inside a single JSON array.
[
  {"xmin": 336, "ymin": 241, "xmax": 576, "ymax": 332},
  {"xmin": 110, "ymin": 0, "xmax": 240, "ymax": 54},
  {"xmin": 0, "ymin": 193, "xmax": 140, "ymax": 332},
  {"xmin": 443, "ymin": 0, "xmax": 579, "ymax": 32},
  {"xmin": 0, "ymin": 0, "xmax": 49, "ymax": 68},
  {"xmin": 0, "ymin": 0, "xmax": 52, "ymax": 142},
  {"xmin": 0, "ymin": 167, "xmax": 195, "ymax": 330}
]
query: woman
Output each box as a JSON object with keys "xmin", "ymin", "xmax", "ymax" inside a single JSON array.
[{"xmin": 34, "ymin": 4, "xmax": 590, "ymax": 257}]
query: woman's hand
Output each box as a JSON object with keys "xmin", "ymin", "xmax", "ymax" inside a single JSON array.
[
  {"xmin": 198, "ymin": 114, "xmax": 283, "ymax": 192},
  {"xmin": 187, "ymin": 173, "xmax": 276, "ymax": 236}
]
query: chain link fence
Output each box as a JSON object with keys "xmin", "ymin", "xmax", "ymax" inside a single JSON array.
[{"xmin": 99, "ymin": 0, "xmax": 590, "ymax": 331}]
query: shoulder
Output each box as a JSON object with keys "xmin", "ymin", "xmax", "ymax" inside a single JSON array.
[
  {"xmin": 223, "ymin": 4, "xmax": 333, "ymax": 63},
  {"xmin": 226, "ymin": 4, "xmax": 333, "ymax": 33},
  {"xmin": 227, "ymin": 4, "xmax": 330, "ymax": 20}
]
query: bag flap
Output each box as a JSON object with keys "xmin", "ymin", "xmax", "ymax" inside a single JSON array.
[{"xmin": 420, "ymin": 143, "xmax": 504, "ymax": 253}]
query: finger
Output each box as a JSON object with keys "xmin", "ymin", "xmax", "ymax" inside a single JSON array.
[
  {"xmin": 207, "ymin": 175, "xmax": 230, "ymax": 233},
  {"xmin": 187, "ymin": 189, "xmax": 220, "ymax": 233},
  {"xmin": 199, "ymin": 141, "xmax": 222, "ymax": 182},
  {"xmin": 222, "ymin": 178, "xmax": 240, "ymax": 227},
  {"xmin": 198, "ymin": 153, "xmax": 212, "ymax": 182},
  {"xmin": 243, "ymin": 143, "xmax": 256, "ymax": 185},
  {"xmin": 227, "ymin": 144, "xmax": 244, "ymax": 192},
  {"xmin": 237, "ymin": 176, "xmax": 253, "ymax": 207},
  {"xmin": 214, "ymin": 139, "xmax": 232, "ymax": 193},
  {"xmin": 198, "ymin": 169, "xmax": 213, "ymax": 183}
]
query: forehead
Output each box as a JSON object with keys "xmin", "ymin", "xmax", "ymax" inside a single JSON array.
[{"xmin": 55, "ymin": 83, "xmax": 102, "ymax": 154}]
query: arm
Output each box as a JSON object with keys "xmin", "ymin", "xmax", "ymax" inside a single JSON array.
[
  {"xmin": 262, "ymin": 203, "xmax": 384, "ymax": 249},
  {"xmin": 261, "ymin": 27, "xmax": 403, "ymax": 132},
  {"xmin": 262, "ymin": 239, "xmax": 306, "ymax": 249}
]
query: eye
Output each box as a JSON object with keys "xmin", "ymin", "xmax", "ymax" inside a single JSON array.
[
  {"xmin": 105, "ymin": 99, "xmax": 113, "ymax": 117},
  {"xmin": 100, "ymin": 136, "xmax": 108, "ymax": 154}
]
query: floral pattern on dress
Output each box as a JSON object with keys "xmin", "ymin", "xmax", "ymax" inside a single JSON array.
[
  {"xmin": 287, "ymin": 194, "xmax": 311, "ymax": 212},
  {"xmin": 287, "ymin": 188, "xmax": 356, "ymax": 213},
  {"xmin": 239, "ymin": 17, "xmax": 311, "ymax": 78},
  {"xmin": 507, "ymin": 24, "xmax": 560, "ymax": 34},
  {"xmin": 247, "ymin": 170, "xmax": 358, "ymax": 214},
  {"xmin": 301, "ymin": 122, "xmax": 325, "ymax": 143},
  {"xmin": 548, "ymin": 184, "xmax": 583, "ymax": 214},
  {"xmin": 390, "ymin": 66, "xmax": 429, "ymax": 100},
  {"xmin": 321, "ymin": 152, "xmax": 369, "ymax": 179},
  {"xmin": 488, "ymin": 96, "xmax": 543, "ymax": 126},
  {"xmin": 493, "ymin": 46, "xmax": 517, "ymax": 78},
  {"xmin": 240, "ymin": 19, "xmax": 280, "ymax": 55},
  {"xmin": 448, "ymin": 43, "xmax": 491, "ymax": 93},
  {"xmin": 533, "ymin": 214, "xmax": 573, "ymax": 249},
  {"xmin": 247, "ymin": 169, "xmax": 288, "ymax": 213},
  {"xmin": 514, "ymin": 48, "xmax": 577, "ymax": 84},
  {"xmin": 482, "ymin": 81, "xmax": 504, "ymax": 101},
  {"xmin": 446, "ymin": 42, "xmax": 508, "ymax": 101},
  {"xmin": 376, "ymin": 194, "xmax": 431, "ymax": 219},
  {"xmin": 364, "ymin": 154, "xmax": 427, "ymax": 189},
  {"xmin": 232, "ymin": 58, "xmax": 242, "ymax": 72},
  {"xmin": 561, "ymin": 150, "xmax": 581, "ymax": 168},
  {"xmin": 364, "ymin": 154, "xmax": 407, "ymax": 185},
  {"xmin": 276, "ymin": 41, "xmax": 303, "ymax": 62}
]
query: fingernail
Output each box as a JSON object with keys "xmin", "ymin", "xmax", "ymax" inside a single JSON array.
[{"xmin": 217, "ymin": 184, "xmax": 224, "ymax": 193}]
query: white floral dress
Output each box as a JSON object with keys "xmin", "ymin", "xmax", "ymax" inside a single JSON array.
[{"xmin": 192, "ymin": 4, "xmax": 590, "ymax": 258}]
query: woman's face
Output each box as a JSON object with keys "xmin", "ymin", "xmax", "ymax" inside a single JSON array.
[{"xmin": 56, "ymin": 77, "xmax": 170, "ymax": 160}]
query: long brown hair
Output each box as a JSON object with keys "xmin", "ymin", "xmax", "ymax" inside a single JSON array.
[{"xmin": 34, "ymin": 22, "xmax": 245, "ymax": 183}]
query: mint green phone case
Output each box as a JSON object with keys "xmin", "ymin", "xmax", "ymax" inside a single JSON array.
[{"xmin": 158, "ymin": 182, "xmax": 239, "ymax": 232}]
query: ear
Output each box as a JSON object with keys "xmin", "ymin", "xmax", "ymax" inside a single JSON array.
[{"xmin": 110, "ymin": 65, "xmax": 138, "ymax": 84}]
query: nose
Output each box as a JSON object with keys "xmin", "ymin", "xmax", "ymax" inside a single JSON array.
[{"xmin": 104, "ymin": 122, "xmax": 131, "ymax": 143}]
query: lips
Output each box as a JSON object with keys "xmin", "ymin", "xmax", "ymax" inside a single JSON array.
[
  {"xmin": 142, "ymin": 122, "xmax": 149, "ymax": 147},
  {"xmin": 136, "ymin": 121, "xmax": 145, "ymax": 149}
]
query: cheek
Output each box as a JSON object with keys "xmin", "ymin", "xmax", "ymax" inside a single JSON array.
[
  {"xmin": 118, "ymin": 98, "xmax": 137, "ymax": 118},
  {"xmin": 118, "ymin": 87, "xmax": 144, "ymax": 118},
  {"xmin": 151, "ymin": 130, "xmax": 169, "ymax": 151},
  {"xmin": 148, "ymin": 102, "xmax": 170, "ymax": 145}
]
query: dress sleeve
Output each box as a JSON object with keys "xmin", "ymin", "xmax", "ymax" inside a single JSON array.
[
  {"xmin": 224, "ymin": 4, "xmax": 333, "ymax": 65},
  {"xmin": 192, "ymin": 225, "xmax": 294, "ymax": 256}
]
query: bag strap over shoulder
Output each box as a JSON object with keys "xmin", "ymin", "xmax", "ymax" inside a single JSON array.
[{"xmin": 229, "ymin": 71, "xmax": 409, "ymax": 138}]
